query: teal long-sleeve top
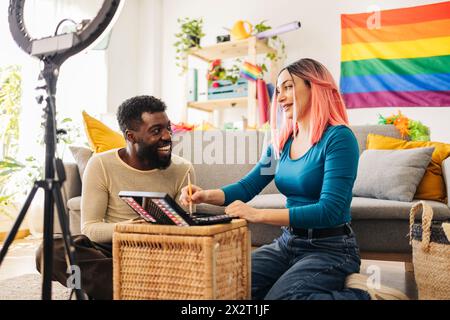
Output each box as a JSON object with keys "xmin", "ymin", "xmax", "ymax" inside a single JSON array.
[{"xmin": 221, "ymin": 125, "xmax": 360, "ymax": 229}]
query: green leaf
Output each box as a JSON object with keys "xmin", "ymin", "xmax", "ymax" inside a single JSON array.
[
  {"xmin": 0, "ymin": 194, "xmax": 13, "ymax": 203},
  {"xmin": 173, "ymin": 17, "xmax": 205, "ymax": 73}
]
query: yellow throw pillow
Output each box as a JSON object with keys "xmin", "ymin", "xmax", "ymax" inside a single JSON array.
[
  {"xmin": 82, "ymin": 111, "xmax": 126, "ymax": 153},
  {"xmin": 366, "ymin": 134, "xmax": 450, "ymax": 203}
]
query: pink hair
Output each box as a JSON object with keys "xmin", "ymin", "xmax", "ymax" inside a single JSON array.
[{"xmin": 270, "ymin": 59, "xmax": 349, "ymax": 157}]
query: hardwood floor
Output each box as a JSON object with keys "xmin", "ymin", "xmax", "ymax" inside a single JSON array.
[
  {"xmin": 360, "ymin": 259, "xmax": 417, "ymax": 300},
  {"xmin": 1, "ymin": 239, "xmax": 418, "ymax": 299},
  {"xmin": 0, "ymin": 238, "xmax": 39, "ymax": 281}
]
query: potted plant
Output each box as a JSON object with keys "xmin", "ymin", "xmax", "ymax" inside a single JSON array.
[
  {"xmin": 0, "ymin": 157, "xmax": 24, "ymax": 219},
  {"xmin": 1, "ymin": 65, "xmax": 22, "ymax": 219},
  {"xmin": 174, "ymin": 17, "xmax": 206, "ymax": 74},
  {"xmin": 207, "ymin": 59, "xmax": 241, "ymax": 86}
]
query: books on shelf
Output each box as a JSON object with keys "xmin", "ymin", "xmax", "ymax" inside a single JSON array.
[{"xmin": 187, "ymin": 68, "xmax": 198, "ymax": 102}]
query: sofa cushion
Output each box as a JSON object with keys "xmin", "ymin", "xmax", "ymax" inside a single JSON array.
[
  {"xmin": 67, "ymin": 192, "xmax": 448, "ymax": 249},
  {"xmin": 69, "ymin": 208, "xmax": 82, "ymax": 235},
  {"xmin": 67, "ymin": 196, "xmax": 82, "ymax": 235},
  {"xmin": 196, "ymin": 194, "xmax": 287, "ymax": 216},
  {"xmin": 200, "ymin": 193, "xmax": 450, "ymax": 222},
  {"xmin": 69, "ymin": 146, "xmax": 93, "ymax": 180},
  {"xmin": 68, "ymin": 192, "xmax": 450, "ymax": 224},
  {"xmin": 349, "ymin": 125, "xmax": 402, "ymax": 155},
  {"xmin": 247, "ymin": 194, "xmax": 450, "ymax": 221},
  {"xmin": 192, "ymin": 163, "xmax": 279, "ymax": 195},
  {"xmin": 367, "ymin": 133, "xmax": 450, "ymax": 203},
  {"xmin": 351, "ymin": 197, "xmax": 450, "ymax": 221},
  {"xmin": 244, "ymin": 219, "xmax": 417, "ymax": 252},
  {"xmin": 175, "ymin": 126, "xmax": 404, "ymax": 195},
  {"xmin": 67, "ymin": 196, "xmax": 81, "ymax": 211},
  {"xmin": 351, "ymin": 220, "xmax": 412, "ymax": 253},
  {"xmin": 61, "ymin": 162, "xmax": 82, "ymax": 210},
  {"xmin": 196, "ymin": 203, "xmax": 225, "ymax": 215},
  {"xmin": 173, "ymin": 130, "xmax": 279, "ymax": 194},
  {"xmin": 248, "ymin": 223, "xmax": 282, "ymax": 247},
  {"xmin": 247, "ymin": 193, "xmax": 287, "ymax": 208},
  {"xmin": 82, "ymin": 111, "xmax": 125, "ymax": 153},
  {"xmin": 193, "ymin": 163, "xmax": 255, "ymax": 190},
  {"xmin": 353, "ymin": 147, "xmax": 434, "ymax": 202}
]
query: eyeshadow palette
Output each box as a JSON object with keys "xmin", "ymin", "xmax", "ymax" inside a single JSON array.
[
  {"xmin": 119, "ymin": 191, "xmax": 234, "ymax": 226},
  {"xmin": 121, "ymin": 196, "xmax": 157, "ymax": 223}
]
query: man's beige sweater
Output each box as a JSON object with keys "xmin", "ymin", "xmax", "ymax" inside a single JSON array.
[{"xmin": 81, "ymin": 149, "xmax": 195, "ymax": 243}]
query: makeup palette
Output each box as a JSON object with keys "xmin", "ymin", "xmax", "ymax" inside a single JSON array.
[{"xmin": 119, "ymin": 191, "xmax": 235, "ymax": 226}]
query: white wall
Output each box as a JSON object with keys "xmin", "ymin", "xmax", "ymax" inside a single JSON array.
[
  {"xmin": 106, "ymin": 0, "xmax": 139, "ymax": 117},
  {"xmin": 137, "ymin": 0, "xmax": 163, "ymax": 97},
  {"xmin": 102, "ymin": 0, "xmax": 449, "ymax": 141},
  {"xmin": 0, "ymin": 0, "xmax": 108, "ymax": 162},
  {"xmin": 104, "ymin": 0, "xmax": 163, "ymax": 130},
  {"xmin": 154, "ymin": 0, "xmax": 450, "ymax": 142}
]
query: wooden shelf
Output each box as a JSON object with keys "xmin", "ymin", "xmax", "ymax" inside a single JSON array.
[
  {"xmin": 187, "ymin": 97, "xmax": 251, "ymax": 112},
  {"xmin": 182, "ymin": 36, "xmax": 281, "ymax": 128},
  {"xmin": 188, "ymin": 37, "xmax": 277, "ymax": 62}
]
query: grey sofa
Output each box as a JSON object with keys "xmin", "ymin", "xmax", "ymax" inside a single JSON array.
[{"xmin": 62, "ymin": 125, "xmax": 450, "ymax": 268}]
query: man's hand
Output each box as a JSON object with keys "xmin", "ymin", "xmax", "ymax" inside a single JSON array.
[
  {"xmin": 224, "ymin": 200, "xmax": 263, "ymax": 223},
  {"xmin": 179, "ymin": 184, "xmax": 208, "ymax": 206}
]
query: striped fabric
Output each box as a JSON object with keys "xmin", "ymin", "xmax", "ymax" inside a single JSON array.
[
  {"xmin": 340, "ymin": 1, "xmax": 450, "ymax": 108},
  {"xmin": 240, "ymin": 62, "xmax": 263, "ymax": 81}
]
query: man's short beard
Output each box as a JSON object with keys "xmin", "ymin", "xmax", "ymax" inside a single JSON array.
[{"xmin": 136, "ymin": 141, "xmax": 172, "ymax": 169}]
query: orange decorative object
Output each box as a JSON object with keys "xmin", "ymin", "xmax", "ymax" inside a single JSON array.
[
  {"xmin": 378, "ymin": 110, "xmax": 430, "ymax": 142},
  {"xmin": 379, "ymin": 111, "xmax": 410, "ymax": 138},
  {"xmin": 194, "ymin": 121, "xmax": 217, "ymax": 131},
  {"xmin": 171, "ymin": 122, "xmax": 196, "ymax": 133},
  {"xmin": 230, "ymin": 20, "xmax": 253, "ymax": 40},
  {"xmin": 392, "ymin": 112, "xmax": 410, "ymax": 138}
]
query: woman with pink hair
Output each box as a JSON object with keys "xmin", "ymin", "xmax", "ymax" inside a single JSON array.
[{"xmin": 180, "ymin": 58, "xmax": 408, "ymax": 300}]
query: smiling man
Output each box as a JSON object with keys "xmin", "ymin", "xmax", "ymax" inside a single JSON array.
[
  {"xmin": 36, "ymin": 95, "xmax": 194, "ymax": 299},
  {"xmin": 81, "ymin": 95, "xmax": 194, "ymax": 243}
]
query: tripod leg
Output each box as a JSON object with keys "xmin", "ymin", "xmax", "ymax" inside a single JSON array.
[
  {"xmin": 53, "ymin": 186, "xmax": 86, "ymax": 300},
  {"xmin": 0, "ymin": 184, "xmax": 39, "ymax": 265},
  {"xmin": 41, "ymin": 188, "xmax": 54, "ymax": 300}
]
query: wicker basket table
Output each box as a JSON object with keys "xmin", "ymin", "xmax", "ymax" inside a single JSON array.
[{"xmin": 113, "ymin": 219, "xmax": 250, "ymax": 300}]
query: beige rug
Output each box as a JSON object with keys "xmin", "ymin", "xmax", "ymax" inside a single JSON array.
[{"xmin": 0, "ymin": 274, "xmax": 71, "ymax": 300}]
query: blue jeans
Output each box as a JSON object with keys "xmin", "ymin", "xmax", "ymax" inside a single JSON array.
[{"xmin": 251, "ymin": 226, "xmax": 370, "ymax": 300}]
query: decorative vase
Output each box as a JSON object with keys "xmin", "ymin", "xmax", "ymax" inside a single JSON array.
[{"xmin": 188, "ymin": 35, "xmax": 200, "ymax": 47}]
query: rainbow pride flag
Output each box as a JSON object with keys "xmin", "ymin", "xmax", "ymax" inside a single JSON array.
[
  {"xmin": 340, "ymin": 1, "xmax": 450, "ymax": 108},
  {"xmin": 240, "ymin": 62, "xmax": 263, "ymax": 81}
]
